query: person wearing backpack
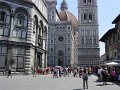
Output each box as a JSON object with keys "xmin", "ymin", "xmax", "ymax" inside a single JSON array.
[
  {"xmin": 101, "ymin": 68, "xmax": 108, "ymax": 85},
  {"xmin": 82, "ymin": 68, "xmax": 88, "ymax": 89}
]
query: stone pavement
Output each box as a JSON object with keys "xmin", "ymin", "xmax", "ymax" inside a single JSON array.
[{"xmin": 0, "ymin": 74, "xmax": 120, "ymax": 90}]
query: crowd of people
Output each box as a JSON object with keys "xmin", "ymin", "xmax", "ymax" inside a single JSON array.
[
  {"xmin": 97, "ymin": 66, "xmax": 120, "ymax": 85},
  {"xmin": 2, "ymin": 65, "xmax": 120, "ymax": 89}
]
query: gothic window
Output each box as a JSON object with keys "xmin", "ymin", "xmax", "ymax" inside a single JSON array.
[
  {"xmin": 83, "ymin": 0, "xmax": 86, "ymax": 3},
  {"xmin": 68, "ymin": 26, "xmax": 70, "ymax": 30},
  {"xmin": 0, "ymin": 26, "xmax": 3, "ymax": 35},
  {"xmin": 68, "ymin": 48, "xmax": 70, "ymax": 51},
  {"xmin": 58, "ymin": 36, "xmax": 64, "ymax": 42},
  {"xmin": 51, "ymin": 48, "xmax": 53, "ymax": 54},
  {"xmin": 84, "ymin": 13, "xmax": 87, "ymax": 21},
  {"xmin": 88, "ymin": 0, "xmax": 91, "ymax": 3},
  {"xmin": 58, "ymin": 50, "xmax": 64, "ymax": 56},
  {"xmin": 18, "ymin": 30, "xmax": 22, "ymax": 38},
  {"xmin": 89, "ymin": 12, "xmax": 93, "ymax": 21},
  {"xmin": 12, "ymin": 29, "xmax": 17, "ymax": 37},
  {"xmin": 93, "ymin": 30, "xmax": 96, "ymax": 35},
  {"xmin": 89, "ymin": 38, "xmax": 92, "ymax": 44},
  {"xmin": 51, "ymin": 35, "xmax": 53, "ymax": 39},
  {"xmin": 51, "ymin": 40, "xmax": 53, "ymax": 43},
  {"xmin": 81, "ymin": 30, "xmax": 84, "ymax": 36},
  {"xmin": 3, "ymin": 27, "xmax": 9, "ymax": 37},
  {"xmin": 93, "ymin": 38, "xmax": 96, "ymax": 44},
  {"xmin": 16, "ymin": 14, "xmax": 25, "ymax": 27},
  {"xmin": 52, "ymin": 11, "xmax": 54, "ymax": 14},
  {"xmin": 52, "ymin": 15, "xmax": 54, "ymax": 19},
  {"xmin": 21, "ymin": 30, "xmax": 27, "ymax": 39},
  {"xmin": 81, "ymin": 38, "xmax": 84, "ymax": 44},
  {"xmin": 89, "ymin": 30, "xmax": 92, "ymax": 35},
  {"xmin": 39, "ymin": 27, "xmax": 41, "ymax": 35},
  {"xmin": 68, "ymin": 39, "xmax": 70, "ymax": 43},
  {"xmin": 0, "ymin": 11, "xmax": 6, "ymax": 22}
]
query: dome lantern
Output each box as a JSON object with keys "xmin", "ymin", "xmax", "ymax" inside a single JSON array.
[{"xmin": 60, "ymin": 0, "xmax": 68, "ymax": 11}]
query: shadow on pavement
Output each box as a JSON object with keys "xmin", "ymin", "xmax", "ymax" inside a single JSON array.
[
  {"xmin": 115, "ymin": 82, "xmax": 120, "ymax": 86},
  {"xmin": 96, "ymin": 83, "xmax": 113, "ymax": 86}
]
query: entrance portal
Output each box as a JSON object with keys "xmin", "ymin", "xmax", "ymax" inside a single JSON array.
[{"xmin": 58, "ymin": 58, "xmax": 63, "ymax": 66}]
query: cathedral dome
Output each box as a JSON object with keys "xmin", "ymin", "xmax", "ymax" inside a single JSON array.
[
  {"xmin": 59, "ymin": 11, "xmax": 78, "ymax": 30},
  {"xmin": 59, "ymin": 0, "xmax": 78, "ymax": 30}
]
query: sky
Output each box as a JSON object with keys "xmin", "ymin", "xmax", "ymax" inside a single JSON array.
[{"xmin": 56, "ymin": 0, "xmax": 120, "ymax": 56}]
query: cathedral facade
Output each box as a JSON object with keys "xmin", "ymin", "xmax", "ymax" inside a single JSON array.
[{"xmin": 47, "ymin": 0, "xmax": 78, "ymax": 67}]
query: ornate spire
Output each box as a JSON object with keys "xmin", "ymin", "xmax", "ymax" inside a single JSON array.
[{"xmin": 60, "ymin": 0, "xmax": 68, "ymax": 11}]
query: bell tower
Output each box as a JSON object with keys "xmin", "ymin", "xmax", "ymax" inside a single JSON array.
[{"xmin": 77, "ymin": 0, "xmax": 100, "ymax": 66}]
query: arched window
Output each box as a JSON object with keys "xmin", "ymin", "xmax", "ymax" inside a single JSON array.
[
  {"xmin": 0, "ymin": 11, "xmax": 6, "ymax": 22},
  {"xmin": 18, "ymin": 30, "xmax": 22, "ymax": 38},
  {"xmin": 17, "ymin": 14, "xmax": 25, "ymax": 27},
  {"xmin": 58, "ymin": 50, "xmax": 64, "ymax": 56},
  {"xmin": 89, "ymin": 12, "xmax": 92, "ymax": 21},
  {"xmin": 51, "ymin": 48, "xmax": 53, "ymax": 54},
  {"xmin": 21, "ymin": 30, "xmax": 27, "ymax": 39},
  {"xmin": 3, "ymin": 27, "xmax": 9, "ymax": 36},
  {"xmin": 40, "ymin": 20, "xmax": 43, "ymax": 33},
  {"xmin": 83, "ymin": 0, "xmax": 86, "ymax": 3},
  {"xmin": 88, "ymin": 0, "xmax": 91, "ymax": 3},
  {"xmin": 0, "ymin": 26, "xmax": 3, "ymax": 35},
  {"xmin": 12, "ymin": 29, "xmax": 17, "ymax": 37},
  {"xmin": 33, "ymin": 15, "xmax": 38, "ymax": 32},
  {"xmin": 84, "ymin": 13, "xmax": 87, "ymax": 21}
]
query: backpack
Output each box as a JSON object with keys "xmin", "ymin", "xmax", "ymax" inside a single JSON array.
[
  {"xmin": 102, "ymin": 70, "xmax": 108, "ymax": 77},
  {"xmin": 83, "ymin": 73, "xmax": 88, "ymax": 80}
]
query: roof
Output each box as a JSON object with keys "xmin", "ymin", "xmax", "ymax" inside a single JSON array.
[
  {"xmin": 112, "ymin": 14, "xmax": 120, "ymax": 24},
  {"xmin": 59, "ymin": 10, "xmax": 78, "ymax": 30},
  {"xmin": 99, "ymin": 28, "xmax": 115, "ymax": 42}
]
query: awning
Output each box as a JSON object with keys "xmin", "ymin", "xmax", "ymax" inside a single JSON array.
[{"xmin": 104, "ymin": 62, "xmax": 120, "ymax": 66}]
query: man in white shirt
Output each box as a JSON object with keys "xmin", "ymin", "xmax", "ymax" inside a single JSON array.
[{"xmin": 97, "ymin": 67, "xmax": 103, "ymax": 81}]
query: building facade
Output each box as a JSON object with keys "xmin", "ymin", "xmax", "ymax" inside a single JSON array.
[
  {"xmin": 77, "ymin": 0, "xmax": 100, "ymax": 66},
  {"xmin": 47, "ymin": 0, "xmax": 78, "ymax": 67},
  {"xmin": 0, "ymin": 0, "xmax": 48, "ymax": 74},
  {"xmin": 100, "ymin": 14, "xmax": 120, "ymax": 63}
]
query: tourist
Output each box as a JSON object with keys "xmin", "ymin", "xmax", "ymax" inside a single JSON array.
[
  {"xmin": 82, "ymin": 68, "xmax": 88, "ymax": 89},
  {"xmin": 7, "ymin": 66, "xmax": 12, "ymax": 78}
]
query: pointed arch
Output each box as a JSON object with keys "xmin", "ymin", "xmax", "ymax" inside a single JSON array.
[
  {"xmin": 14, "ymin": 7, "xmax": 29, "ymax": 27},
  {"xmin": 0, "ymin": 2, "xmax": 12, "ymax": 13},
  {"xmin": 83, "ymin": 0, "xmax": 87, "ymax": 3},
  {"xmin": 12, "ymin": 28, "xmax": 17, "ymax": 37},
  {"xmin": 88, "ymin": 0, "xmax": 92, "ymax": 3},
  {"xmin": 33, "ymin": 15, "xmax": 38, "ymax": 33},
  {"xmin": 0, "ymin": 2, "xmax": 12, "ymax": 24},
  {"xmin": 84, "ymin": 12, "xmax": 87, "ymax": 21},
  {"xmin": 18, "ymin": 30, "xmax": 22, "ymax": 38},
  {"xmin": 58, "ymin": 50, "xmax": 64, "ymax": 56},
  {"xmin": 0, "ymin": 11, "xmax": 6, "ymax": 22},
  {"xmin": 40, "ymin": 20, "xmax": 44, "ymax": 34},
  {"xmin": 89, "ymin": 12, "xmax": 93, "ymax": 21},
  {"xmin": 21, "ymin": 30, "xmax": 27, "ymax": 39},
  {"xmin": 3, "ymin": 27, "xmax": 10, "ymax": 36}
]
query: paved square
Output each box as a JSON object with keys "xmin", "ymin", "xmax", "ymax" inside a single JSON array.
[{"xmin": 0, "ymin": 74, "xmax": 120, "ymax": 90}]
